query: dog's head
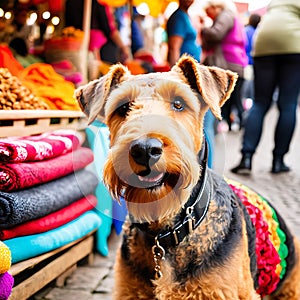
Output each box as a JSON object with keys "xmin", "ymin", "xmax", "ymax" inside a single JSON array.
[{"xmin": 75, "ymin": 55, "xmax": 237, "ymax": 223}]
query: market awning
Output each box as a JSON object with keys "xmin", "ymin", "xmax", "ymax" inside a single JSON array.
[{"xmin": 98, "ymin": 0, "xmax": 177, "ymax": 17}]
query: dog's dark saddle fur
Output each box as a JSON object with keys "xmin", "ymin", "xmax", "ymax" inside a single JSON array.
[{"xmin": 121, "ymin": 144, "xmax": 296, "ymax": 296}]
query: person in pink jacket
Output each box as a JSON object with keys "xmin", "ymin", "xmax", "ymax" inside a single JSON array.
[{"xmin": 201, "ymin": 0, "xmax": 248, "ymax": 131}]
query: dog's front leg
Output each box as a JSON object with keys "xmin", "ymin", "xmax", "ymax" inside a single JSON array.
[{"xmin": 113, "ymin": 248, "xmax": 156, "ymax": 300}]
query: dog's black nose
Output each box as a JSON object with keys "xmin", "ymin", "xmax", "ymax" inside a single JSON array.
[{"xmin": 129, "ymin": 138, "xmax": 163, "ymax": 167}]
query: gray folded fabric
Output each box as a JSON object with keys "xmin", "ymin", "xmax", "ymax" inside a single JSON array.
[{"xmin": 0, "ymin": 169, "xmax": 98, "ymax": 228}]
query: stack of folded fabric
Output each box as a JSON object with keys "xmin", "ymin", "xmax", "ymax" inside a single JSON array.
[{"xmin": 0, "ymin": 129, "xmax": 102, "ymax": 266}]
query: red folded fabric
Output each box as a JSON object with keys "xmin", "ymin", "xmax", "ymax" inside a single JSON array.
[
  {"xmin": 0, "ymin": 129, "xmax": 83, "ymax": 162},
  {"xmin": 0, "ymin": 194, "xmax": 98, "ymax": 240},
  {"xmin": 0, "ymin": 147, "xmax": 94, "ymax": 192}
]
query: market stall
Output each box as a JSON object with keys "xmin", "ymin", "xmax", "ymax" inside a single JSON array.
[
  {"xmin": 0, "ymin": 2, "xmax": 171, "ymax": 299},
  {"xmin": 0, "ymin": 7, "xmax": 130, "ymax": 296}
]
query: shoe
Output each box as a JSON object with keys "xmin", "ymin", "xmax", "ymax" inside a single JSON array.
[
  {"xmin": 271, "ymin": 158, "xmax": 290, "ymax": 174},
  {"xmin": 230, "ymin": 154, "xmax": 252, "ymax": 175}
]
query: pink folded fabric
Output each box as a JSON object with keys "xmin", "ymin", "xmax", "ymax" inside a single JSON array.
[
  {"xmin": 0, "ymin": 147, "xmax": 94, "ymax": 191},
  {"xmin": 0, "ymin": 129, "xmax": 83, "ymax": 163},
  {"xmin": 0, "ymin": 194, "xmax": 97, "ymax": 240}
]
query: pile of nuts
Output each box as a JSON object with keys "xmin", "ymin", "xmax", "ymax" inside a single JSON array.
[{"xmin": 0, "ymin": 68, "xmax": 49, "ymax": 110}]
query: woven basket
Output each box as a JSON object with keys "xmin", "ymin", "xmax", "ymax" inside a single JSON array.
[{"xmin": 44, "ymin": 37, "xmax": 82, "ymax": 52}]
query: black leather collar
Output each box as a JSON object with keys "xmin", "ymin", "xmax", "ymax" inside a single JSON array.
[{"xmin": 132, "ymin": 140, "xmax": 211, "ymax": 251}]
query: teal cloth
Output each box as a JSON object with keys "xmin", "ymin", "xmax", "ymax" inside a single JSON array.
[
  {"xmin": 85, "ymin": 120, "xmax": 113, "ymax": 256},
  {"xmin": 4, "ymin": 211, "xmax": 101, "ymax": 264}
]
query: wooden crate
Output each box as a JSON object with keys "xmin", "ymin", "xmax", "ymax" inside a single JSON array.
[
  {"xmin": 9, "ymin": 234, "xmax": 95, "ymax": 300},
  {"xmin": 0, "ymin": 109, "xmax": 95, "ymax": 299},
  {"xmin": 0, "ymin": 110, "xmax": 87, "ymax": 138}
]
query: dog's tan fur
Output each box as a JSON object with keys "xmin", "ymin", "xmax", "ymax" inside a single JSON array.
[{"xmin": 76, "ymin": 55, "xmax": 300, "ymax": 299}]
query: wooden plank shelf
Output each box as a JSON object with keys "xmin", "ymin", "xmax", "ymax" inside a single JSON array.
[
  {"xmin": 0, "ymin": 110, "xmax": 87, "ymax": 137},
  {"xmin": 9, "ymin": 234, "xmax": 95, "ymax": 300}
]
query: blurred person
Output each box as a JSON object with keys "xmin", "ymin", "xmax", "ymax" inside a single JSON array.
[
  {"xmin": 65, "ymin": 0, "xmax": 130, "ymax": 63},
  {"xmin": 231, "ymin": 0, "xmax": 300, "ymax": 175},
  {"xmin": 166, "ymin": 0, "xmax": 222, "ymax": 168},
  {"xmin": 131, "ymin": 7, "xmax": 145, "ymax": 56},
  {"xmin": 201, "ymin": 0, "xmax": 248, "ymax": 131},
  {"xmin": 9, "ymin": 5, "xmax": 33, "ymax": 47},
  {"xmin": 166, "ymin": 0, "xmax": 202, "ymax": 66},
  {"xmin": 241, "ymin": 13, "xmax": 261, "ymax": 103}
]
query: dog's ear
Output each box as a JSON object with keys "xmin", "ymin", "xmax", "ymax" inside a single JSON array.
[
  {"xmin": 74, "ymin": 63, "xmax": 131, "ymax": 124},
  {"xmin": 173, "ymin": 55, "xmax": 238, "ymax": 120}
]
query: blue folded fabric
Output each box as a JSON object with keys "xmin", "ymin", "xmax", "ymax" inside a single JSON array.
[
  {"xmin": 4, "ymin": 210, "xmax": 101, "ymax": 264},
  {"xmin": 85, "ymin": 121, "xmax": 114, "ymax": 256},
  {"xmin": 0, "ymin": 169, "xmax": 98, "ymax": 229},
  {"xmin": 113, "ymin": 196, "xmax": 128, "ymax": 235}
]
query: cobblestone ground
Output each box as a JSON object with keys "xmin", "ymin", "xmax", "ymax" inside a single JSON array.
[{"xmin": 35, "ymin": 106, "xmax": 300, "ymax": 300}]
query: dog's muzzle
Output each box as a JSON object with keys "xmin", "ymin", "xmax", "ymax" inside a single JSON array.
[{"xmin": 128, "ymin": 137, "xmax": 165, "ymax": 188}]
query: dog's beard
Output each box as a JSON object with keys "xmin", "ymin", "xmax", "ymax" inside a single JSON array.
[{"xmin": 103, "ymin": 144, "xmax": 200, "ymax": 223}]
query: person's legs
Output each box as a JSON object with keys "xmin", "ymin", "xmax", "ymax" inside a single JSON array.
[
  {"xmin": 231, "ymin": 56, "xmax": 277, "ymax": 174},
  {"xmin": 221, "ymin": 94, "xmax": 232, "ymax": 130},
  {"xmin": 272, "ymin": 54, "xmax": 300, "ymax": 172},
  {"xmin": 232, "ymin": 77, "xmax": 245, "ymax": 128},
  {"xmin": 221, "ymin": 77, "xmax": 244, "ymax": 131},
  {"xmin": 273, "ymin": 54, "xmax": 300, "ymax": 156},
  {"xmin": 242, "ymin": 56, "xmax": 277, "ymax": 154}
]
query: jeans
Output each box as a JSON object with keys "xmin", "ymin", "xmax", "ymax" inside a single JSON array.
[
  {"xmin": 242, "ymin": 54, "xmax": 300, "ymax": 157},
  {"xmin": 221, "ymin": 77, "xmax": 244, "ymax": 130}
]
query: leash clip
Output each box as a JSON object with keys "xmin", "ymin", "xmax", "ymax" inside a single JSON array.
[{"xmin": 152, "ymin": 237, "xmax": 165, "ymax": 279}]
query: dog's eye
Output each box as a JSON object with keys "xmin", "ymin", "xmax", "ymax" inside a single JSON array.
[
  {"xmin": 171, "ymin": 97, "xmax": 185, "ymax": 111},
  {"xmin": 116, "ymin": 102, "xmax": 130, "ymax": 117}
]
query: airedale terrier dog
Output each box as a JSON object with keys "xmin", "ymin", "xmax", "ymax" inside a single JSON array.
[{"xmin": 75, "ymin": 55, "xmax": 300, "ymax": 300}]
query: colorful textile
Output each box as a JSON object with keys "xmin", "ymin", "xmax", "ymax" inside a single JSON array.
[
  {"xmin": 4, "ymin": 210, "xmax": 101, "ymax": 264},
  {"xmin": 0, "ymin": 242, "xmax": 11, "ymax": 274},
  {"xmin": 0, "ymin": 272, "xmax": 14, "ymax": 300},
  {"xmin": 0, "ymin": 169, "xmax": 98, "ymax": 228},
  {"xmin": 0, "ymin": 147, "xmax": 94, "ymax": 191},
  {"xmin": 85, "ymin": 121, "xmax": 113, "ymax": 256},
  {"xmin": 0, "ymin": 129, "xmax": 83, "ymax": 163},
  {"xmin": 19, "ymin": 63, "xmax": 81, "ymax": 110},
  {"xmin": 227, "ymin": 179, "xmax": 288, "ymax": 297},
  {"xmin": 0, "ymin": 45, "xmax": 24, "ymax": 76},
  {"xmin": 0, "ymin": 194, "xmax": 97, "ymax": 240}
]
